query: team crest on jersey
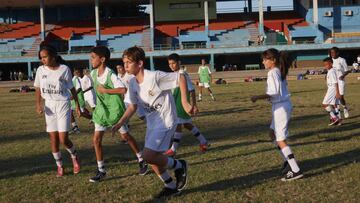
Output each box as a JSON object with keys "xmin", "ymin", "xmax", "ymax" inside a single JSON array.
[
  {"xmin": 42, "ymin": 75, "xmax": 47, "ymax": 79},
  {"xmin": 148, "ymin": 90, "xmax": 154, "ymax": 96}
]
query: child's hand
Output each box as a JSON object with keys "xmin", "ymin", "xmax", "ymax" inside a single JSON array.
[
  {"xmin": 36, "ymin": 105, "xmax": 43, "ymax": 115},
  {"xmin": 183, "ymin": 102, "xmax": 193, "ymax": 116},
  {"xmin": 111, "ymin": 123, "xmax": 122, "ymax": 137},
  {"xmin": 97, "ymin": 85, "xmax": 107, "ymax": 94},
  {"xmin": 192, "ymin": 105, "xmax": 199, "ymax": 115},
  {"xmin": 250, "ymin": 96, "xmax": 257, "ymax": 103}
]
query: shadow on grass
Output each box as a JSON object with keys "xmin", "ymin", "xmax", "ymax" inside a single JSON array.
[
  {"xmin": 0, "ymin": 132, "xmax": 48, "ymax": 144},
  {"xmin": 196, "ymin": 107, "xmax": 252, "ymax": 117},
  {"xmin": 182, "ymin": 148, "xmax": 360, "ymax": 195}
]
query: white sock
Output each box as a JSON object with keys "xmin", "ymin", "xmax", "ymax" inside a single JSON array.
[
  {"xmin": 97, "ymin": 160, "xmax": 106, "ymax": 172},
  {"xmin": 66, "ymin": 145, "xmax": 77, "ymax": 159},
  {"xmin": 136, "ymin": 152, "xmax": 143, "ymax": 162},
  {"xmin": 281, "ymin": 146, "xmax": 300, "ymax": 173},
  {"xmin": 210, "ymin": 93, "xmax": 214, "ymax": 98},
  {"xmin": 334, "ymin": 107, "xmax": 341, "ymax": 119},
  {"xmin": 171, "ymin": 132, "xmax": 182, "ymax": 152},
  {"xmin": 158, "ymin": 171, "xmax": 176, "ymax": 189},
  {"xmin": 191, "ymin": 127, "xmax": 207, "ymax": 144},
  {"xmin": 52, "ymin": 152, "xmax": 63, "ymax": 167},
  {"xmin": 199, "ymin": 94, "xmax": 202, "ymax": 99},
  {"xmin": 166, "ymin": 157, "xmax": 182, "ymax": 170},
  {"xmin": 71, "ymin": 122, "xmax": 77, "ymax": 128},
  {"xmin": 325, "ymin": 106, "xmax": 337, "ymax": 119}
]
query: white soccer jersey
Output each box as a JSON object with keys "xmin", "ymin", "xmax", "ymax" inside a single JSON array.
[
  {"xmin": 266, "ymin": 68, "xmax": 291, "ymax": 104},
  {"xmin": 118, "ymin": 72, "xmax": 135, "ymax": 103},
  {"xmin": 73, "ymin": 76, "xmax": 82, "ymax": 91},
  {"xmin": 332, "ymin": 57, "xmax": 348, "ymax": 78},
  {"xmin": 81, "ymin": 74, "xmax": 94, "ymax": 91},
  {"xmin": 128, "ymin": 69, "xmax": 179, "ymax": 130},
  {"xmin": 34, "ymin": 64, "xmax": 73, "ymax": 101},
  {"xmin": 91, "ymin": 67, "xmax": 125, "ymax": 88},
  {"xmin": 326, "ymin": 68, "xmax": 338, "ymax": 92}
]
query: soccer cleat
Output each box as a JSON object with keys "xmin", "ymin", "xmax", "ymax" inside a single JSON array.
[
  {"xmin": 70, "ymin": 126, "xmax": 80, "ymax": 134},
  {"xmin": 199, "ymin": 142, "xmax": 210, "ymax": 153},
  {"xmin": 154, "ymin": 187, "xmax": 181, "ymax": 198},
  {"xmin": 89, "ymin": 170, "xmax": 106, "ymax": 183},
  {"xmin": 328, "ymin": 117, "xmax": 340, "ymax": 126},
  {"xmin": 343, "ymin": 108, "xmax": 350, "ymax": 118},
  {"xmin": 174, "ymin": 159, "xmax": 188, "ymax": 190},
  {"xmin": 72, "ymin": 156, "xmax": 81, "ymax": 174},
  {"xmin": 211, "ymin": 95, "xmax": 216, "ymax": 101},
  {"xmin": 280, "ymin": 161, "xmax": 290, "ymax": 175},
  {"xmin": 56, "ymin": 166, "xmax": 64, "ymax": 177},
  {"xmin": 139, "ymin": 161, "xmax": 149, "ymax": 176},
  {"xmin": 163, "ymin": 149, "xmax": 176, "ymax": 157},
  {"xmin": 281, "ymin": 169, "xmax": 303, "ymax": 181}
]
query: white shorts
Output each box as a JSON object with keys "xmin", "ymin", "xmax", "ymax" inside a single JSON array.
[
  {"xmin": 322, "ymin": 89, "xmax": 337, "ymax": 105},
  {"xmin": 177, "ymin": 117, "xmax": 192, "ymax": 124},
  {"xmin": 145, "ymin": 125, "xmax": 177, "ymax": 152},
  {"xmin": 199, "ymin": 82, "xmax": 210, "ymax": 88},
  {"xmin": 44, "ymin": 100, "xmax": 71, "ymax": 132},
  {"xmin": 84, "ymin": 91, "xmax": 96, "ymax": 108},
  {"xmin": 338, "ymin": 79, "xmax": 345, "ymax": 95},
  {"xmin": 270, "ymin": 101, "xmax": 292, "ymax": 142},
  {"xmin": 94, "ymin": 122, "xmax": 129, "ymax": 134}
]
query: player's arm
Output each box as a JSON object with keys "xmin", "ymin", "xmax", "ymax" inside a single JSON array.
[
  {"xmin": 112, "ymin": 103, "xmax": 137, "ymax": 136},
  {"xmin": 251, "ymin": 94, "xmax": 271, "ymax": 102},
  {"xmin": 35, "ymin": 87, "xmax": 43, "ymax": 115},
  {"xmin": 179, "ymin": 74, "xmax": 193, "ymax": 115},
  {"xmin": 189, "ymin": 90, "xmax": 199, "ymax": 114},
  {"xmin": 339, "ymin": 60, "xmax": 350, "ymax": 80},
  {"xmin": 70, "ymin": 87, "xmax": 81, "ymax": 117},
  {"xmin": 97, "ymin": 85, "xmax": 127, "ymax": 95}
]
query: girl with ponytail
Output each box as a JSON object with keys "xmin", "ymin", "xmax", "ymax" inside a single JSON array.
[{"xmin": 251, "ymin": 48, "xmax": 303, "ymax": 181}]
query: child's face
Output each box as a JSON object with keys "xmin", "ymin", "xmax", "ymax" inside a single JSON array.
[
  {"xmin": 168, "ymin": 59, "xmax": 180, "ymax": 72},
  {"xmin": 262, "ymin": 58, "xmax": 275, "ymax": 69},
  {"xmin": 323, "ymin": 61, "xmax": 332, "ymax": 70},
  {"xmin": 116, "ymin": 65, "xmax": 126, "ymax": 75},
  {"xmin": 90, "ymin": 52, "xmax": 104, "ymax": 69},
  {"xmin": 201, "ymin": 59, "xmax": 206, "ymax": 65},
  {"xmin": 123, "ymin": 56, "xmax": 141, "ymax": 75},
  {"xmin": 330, "ymin": 50, "xmax": 338, "ymax": 58},
  {"xmin": 74, "ymin": 70, "xmax": 80, "ymax": 76},
  {"xmin": 39, "ymin": 50, "xmax": 55, "ymax": 66}
]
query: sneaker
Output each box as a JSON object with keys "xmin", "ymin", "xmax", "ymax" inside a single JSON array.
[
  {"xmin": 154, "ymin": 187, "xmax": 181, "ymax": 198},
  {"xmin": 211, "ymin": 96, "xmax": 216, "ymax": 101},
  {"xmin": 56, "ymin": 166, "xmax": 64, "ymax": 177},
  {"xmin": 139, "ymin": 161, "xmax": 149, "ymax": 176},
  {"xmin": 328, "ymin": 117, "xmax": 340, "ymax": 126},
  {"xmin": 72, "ymin": 157, "xmax": 81, "ymax": 174},
  {"xmin": 163, "ymin": 149, "xmax": 176, "ymax": 157},
  {"xmin": 343, "ymin": 108, "xmax": 349, "ymax": 118},
  {"xmin": 281, "ymin": 169, "xmax": 303, "ymax": 181},
  {"xmin": 280, "ymin": 161, "xmax": 290, "ymax": 175},
  {"xmin": 70, "ymin": 126, "xmax": 80, "ymax": 134},
  {"xmin": 89, "ymin": 170, "xmax": 106, "ymax": 183},
  {"xmin": 174, "ymin": 159, "xmax": 188, "ymax": 190},
  {"xmin": 199, "ymin": 142, "xmax": 210, "ymax": 153}
]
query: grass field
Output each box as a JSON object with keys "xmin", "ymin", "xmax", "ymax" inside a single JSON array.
[{"xmin": 1, "ymin": 78, "xmax": 360, "ymax": 202}]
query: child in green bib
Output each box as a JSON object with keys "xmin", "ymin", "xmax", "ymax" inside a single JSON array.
[
  {"xmin": 164, "ymin": 53, "xmax": 209, "ymax": 157},
  {"xmin": 197, "ymin": 58, "xmax": 215, "ymax": 101},
  {"xmin": 88, "ymin": 46, "xmax": 148, "ymax": 183}
]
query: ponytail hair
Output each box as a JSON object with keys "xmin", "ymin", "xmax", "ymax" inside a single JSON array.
[
  {"xmin": 38, "ymin": 44, "xmax": 66, "ymax": 65},
  {"xmin": 262, "ymin": 48, "xmax": 292, "ymax": 80}
]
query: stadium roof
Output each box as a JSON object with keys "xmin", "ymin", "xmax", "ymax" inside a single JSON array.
[{"xmin": 0, "ymin": 0, "xmax": 148, "ymax": 8}]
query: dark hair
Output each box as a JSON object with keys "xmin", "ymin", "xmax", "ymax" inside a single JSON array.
[
  {"xmin": 117, "ymin": 60, "xmax": 124, "ymax": 67},
  {"xmin": 323, "ymin": 57, "xmax": 333, "ymax": 63},
  {"xmin": 38, "ymin": 44, "xmax": 65, "ymax": 65},
  {"xmin": 262, "ymin": 48, "xmax": 292, "ymax": 80},
  {"xmin": 329, "ymin": 47, "xmax": 340, "ymax": 55},
  {"xmin": 74, "ymin": 67, "xmax": 83, "ymax": 72},
  {"xmin": 91, "ymin": 46, "xmax": 111, "ymax": 64},
  {"xmin": 167, "ymin": 53, "xmax": 180, "ymax": 62},
  {"xmin": 123, "ymin": 46, "xmax": 145, "ymax": 64}
]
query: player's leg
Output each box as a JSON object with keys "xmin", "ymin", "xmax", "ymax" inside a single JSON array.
[
  {"xmin": 59, "ymin": 132, "xmax": 80, "ymax": 174},
  {"xmin": 49, "ymin": 131, "xmax": 64, "ymax": 177},
  {"xmin": 70, "ymin": 110, "xmax": 80, "ymax": 134},
  {"xmin": 164, "ymin": 124, "xmax": 182, "ymax": 156},
  {"xmin": 338, "ymin": 80, "xmax": 349, "ymax": 118},
  {"xmin": 198, "ymin": 83, "xmax": 203, "ymax": 101},
  {"xmin": 89, "ymin": 129, "xmax": 106, "ymax": 182},
  {"xmin": 184, "ymin": 123, "xmax": 209, "ymax": 152}
]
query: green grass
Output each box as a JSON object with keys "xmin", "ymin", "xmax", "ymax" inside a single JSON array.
[{"xmin": 1, "ymin": 78, "xmax": 360, "ymax": 202}]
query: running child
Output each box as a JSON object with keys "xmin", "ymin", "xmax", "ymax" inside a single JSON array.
[
  {"xmin": 329, "ymin": 47, "xmax": 351, "ymax": 118},
  {"xmin": 164, "ymin": 53, "xmax": 209, "ymax": 157},
  {"xmin": 89, "ymin": 46, "xmax": 148, "ymax": 183},
  {"xmin": 251, "ymin": 48, "xmax": 303, "ymax": 181},
  {"xmin": 34, "ymin": 45, "xmax": 81, "ymax": 177},
  {"xmin": 81, "ymin": 68, "xmax": 96, "ymax": 110},
  {"xmin": 322, "ymin": 57, "xmax": 341, "ymax": 126},
  {"xmin": 112, "ymin": 46, "xmax": 192, "ymax": 198},
  {"xmin": 198, "ymin": 59, "xmax": 215, "ymax": 101}
]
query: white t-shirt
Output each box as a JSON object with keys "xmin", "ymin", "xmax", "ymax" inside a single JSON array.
[
  {"xmin": 72, "ymin": 76, "xmax": 82, "ymax": 91},
  {"xmin": 332, "ymin": 57, "xmax": 348, "ymax": 78},
  {"xmin": 81, "ymin": 74, "xmax": 94, "ymax": 91},
  {"xmin": 266, "ymin": 68, "xmax": 291, "ymax": 104},
  {"xmin": 34, "ymin": 64, "xmax": 73, "ymax": 101},
  {"xmin": 91, "ymin": 67, "xmax": 125, "ymax": 88},
  {"xmin": 128, "ymin": 69, "xmax": 179, "ymax": 130},
  {"xmin": 118, "ymin": 72, "xmax": 135, "ymax": 103},
  {"xmin": 326, "ymin": 68, "xmax": 338, "ymax": 91}
]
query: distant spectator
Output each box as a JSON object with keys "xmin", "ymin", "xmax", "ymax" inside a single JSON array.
[
  {"xmin": 353, "ymin": 61, "xmax": 359, "ymax": 71},
  {"xmin": 19, "ymin": 71, "xmax": 24, "ymax": 81},
  {"xmin": 14, "ymin": 71, "xmax": 18, "ymax": 80},
  {"xmin": 357, "ymin": 54, "xmax": 360, "ymax": 64},
  {"xmin": 10, "ymin": 71, "xmax": 13, "ymax": 81}
]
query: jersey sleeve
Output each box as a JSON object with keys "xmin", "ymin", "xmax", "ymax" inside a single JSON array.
[
  {"xmin": 33, "ymin": 67, "xmax": 42, "ymax": 87},
  {"xmin": 198, "ymin": 66, "xmax": 201, "ymax": 74},
  {"xmin": 341, "ymin": 58, "xmax": 349, "ymax": 72},
  {"xmin": 127, "ymin": 78, "xmax": 138, "ymax": 105},
  {"xmin": 266, "ymin": 71, "xmax": 280, "ymax": 96},
  {"xmin": 64, "ymin": 66, "xmax": 74, "ymax": 89},
  {"xmin": 329, "ymin": 70, "xmax": 338, "ymax": 84},
  {"xmin": 110, "ymin": 73, "xmax": 126, "ymax": 88},
  {"xmin": 156, "ymin": 71, "xmax": 179, "ymax": 91},
  {"xmin": 207, "ymin": 66, "xmax": 212, "ymax": 74}
]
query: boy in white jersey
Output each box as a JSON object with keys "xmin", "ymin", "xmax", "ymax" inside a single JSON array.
[
  {"xmin": 198, "ymin": 59, "xmax": 215, "ymax": 101},
  {"xmin": 34, "ymin": 45, "xmax": 81, "ymax": 177},
  {"xmin": 329, "ymin": 47, "xmax": 351, "ymax": 118},
  {"xmin": 251, "ymin": 48, "xmax": 303, "ymax": 181},
  {"xmin": 88, "ymin": 46, "xmax": 147, "ymax": 183},
  {"xmin": 164, "ymin": 53, "xmax": 209, "ymax": 157},
  {"xmin": 81, "ymin": 68, "xmax": 96, "ymax": 109},
  {"xmin": 112, "ymin": 46, "xmax": 193, "ymax": 198},
  {"xmin": 116, "ymin": 63, "xmax": 146, "ymax": 120},
  {"xmin": 322, "ymin": 57, "xmax": 341, "ymax": 126}
]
